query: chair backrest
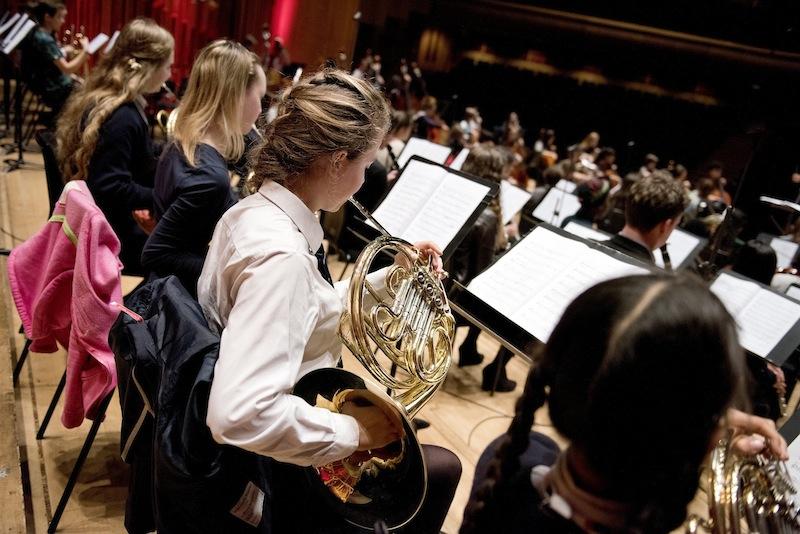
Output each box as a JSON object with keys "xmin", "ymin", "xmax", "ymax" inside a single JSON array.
[{"xmin": 34, "ymin": 129, "xmax": 64, "ymax": 216}]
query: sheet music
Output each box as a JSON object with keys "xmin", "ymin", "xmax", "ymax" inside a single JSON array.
[
  {"xmin": 654, "ymin": 228, "xmax": 701, "ymax": 269},
  {"xmin": 531, "ymin": 188, "xmax": 581, "ymax": 227},
  {"xmin": 2, "ymin": 19, "xmax": 34, "ymax": 55},
  {"xmin": 1, "ymin": 13, "xmax": 27, "ymax": 48},
  {"xmin": 554, "ymin": 179, "xmax": 577, "ymax": 193},
  {"xmin": 449, "ymin": 148, "xmax": 470, "ymax": 171},
  {"xmin": 711, "ymin": 272, "xmax": 800, "ymax": 357},
  {"xmin": 104, "ymin": 30, "xmax": 120, "ymax": 53},
  {"xmin": 500, "ymin": 180, "xmax": 531, "ymax": 224},
  {"xmin": 468, "ymin": 227, "xmax": 648, "ymax": 341},
  {"xmin": 371, "ymin": 158, "xmax": 491, "ymax": 251},
  {"xmin": 761, "ymin": 196, "xmax": 800, "ymax": 214},
  {"xmin": 402, "ymin": 173, "xmax": 491, "ymax": 250},
  {"xmin": 396, "ymin": 137, "xmax": 451, "ymax": 169},
  {"xmin": 372, "ymin": 159, "xmax": 444, "ymax": 236},
  {"xmin": 0, "ymin": 13, "xmax": 19, "ymax": 36},
  {"xmin": 85, "ymin": 33, "xmax": 109, "ymax": 54},
  {"xmin": 563, "ymin": 221, "xmax": 609, "ymax": 242},
  {"xmin": 769, "ymin": 237, "xmax": 799, "ymax": 269},
  {"xmin": 787, "ymin": 285, "xmax": 800, "ymax": 301},
  {"xmin": 788, "ymin": 434, "xmax": 800, "ymax": 487}
]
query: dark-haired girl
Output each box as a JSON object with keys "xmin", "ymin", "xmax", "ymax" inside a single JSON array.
[{"xmin": 462, "ymin": 274, "xmax": 787, "ymax": 534}]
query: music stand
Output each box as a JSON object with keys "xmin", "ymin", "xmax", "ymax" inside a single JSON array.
[{"xmin": 2, "ymin": 13, "xmax": 37, "ymax": 171}]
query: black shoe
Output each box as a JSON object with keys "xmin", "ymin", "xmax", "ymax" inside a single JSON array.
[
  {"xmin": 412, "ymin": 418, "xmax": 430, "ymax": 431},
  {"xmin": 481, "ymin": 363, "xmax": 517, "ymax": 392},
  {"xmin": 458, "ymin": 346, "xmax": 484, "ymax": 367}
]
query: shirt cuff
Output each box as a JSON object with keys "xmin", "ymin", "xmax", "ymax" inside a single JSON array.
[{"xmin": 318, "ymin": 412, "xmax": 360, "ymax": 466}]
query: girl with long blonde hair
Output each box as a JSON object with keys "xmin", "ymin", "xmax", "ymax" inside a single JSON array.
[
  {"xmin": 196, "ymin": 68, "xmax": 461, "ymax": 532},
  {"xmin": 56, "ymin": 18, "xmax": 173, "ymax": 275},
  {"xmin": 141, "ymin": 40, "xmax": 266, "ymax": 296}
]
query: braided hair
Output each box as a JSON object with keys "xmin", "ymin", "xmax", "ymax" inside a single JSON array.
[{"xmin": 461, "ymin": 274, "xmax": 746, "ymax": 534}]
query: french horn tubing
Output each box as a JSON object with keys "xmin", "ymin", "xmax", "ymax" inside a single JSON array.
[
  {"xmin": 686, "ymin": 435, "xmax": 800, "ymax": 533},
  {"xmin": 293, "ymin": 198, "xmax": 455, "ymax": 529}
]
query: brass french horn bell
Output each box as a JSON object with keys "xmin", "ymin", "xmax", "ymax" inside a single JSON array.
[{"xmin": 294, "ymin": 200, "xmax": 455, "ymax": 530}]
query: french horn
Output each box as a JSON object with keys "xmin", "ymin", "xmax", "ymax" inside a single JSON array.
[
  {"xmin": 293, "ymin": 198, "xmax": 455, "ymax": 530},
  {"xmin": 686, "ymin": 436, "xmax": 800, "ymax": 533}
]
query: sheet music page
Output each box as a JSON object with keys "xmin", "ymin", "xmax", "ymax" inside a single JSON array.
[
  {"xmin": 554, "ymin": 180, "xmax": 577, "ymax": 193},
  {"xmin": 105, "ymin": 30, "xmax": 120, "ymax": 53},
  {"xmin": 449, "ymin": 148, "xmax": 470, "ymax": 171},
  {"xmin": 788, "ymin": 285, "xmax": 800, "ymax": 301},
  {"xmin": 532, "ymin": 188, "xmax": 581, "ymax": 226},
  {"xmin": 788, "ymin": 434, "xmax": 800, "ymax": 487},
  {"xmin": 85, "ymin": 33, "xmax": 109, "ymax": 54},
  {"xmin": 710, "ymin": 272, "xmax": 761, "ymax": 317},
  {"xmin": 0, "ymin": 13, "xmax": 19, "ymax": 36},
  {"xmin": 737, "ymin": 288, "xmax": 800, "ymax": 357},
  {"xmin": 2, "ymin": 19, "xmax": 34, "ymax": 54},
  {"xmin": 372, "ymin": 159, "xmax": 445, "ymax": 236},
  {"xmin": 468, "ymin": 226, "xmax": 648, "ymax": 341},
  {"xmin": 396, "ymin": 137, "xmax": 451, "ymax": 169},
  {"xmin": 760, "ymin": 196, "xmax": 800, "ymax": 213},
  {"xmin": 563, "ymin": 221, "xmax": 609, "ymax": 242},
  {"xmin": 1, "ymin": 13, "xmax": 26, "ymax": 47},
  {"xmin": 402, "ymin": 171, "xmax": 491, "ymax": 250},
  {"xmin": 513, "ymin": 247, "xmax": 647, "ymax": 340},
  {"xmin": 654, "ymin": 228, "xmax": 701, "ymax": 269},
  {"xmin": 770, "ymin": 237, "xmax": 799, "ymax": 269},
  {"xmin": 500, "ymin": 180, "xmax": 532, "ymax": 224}
]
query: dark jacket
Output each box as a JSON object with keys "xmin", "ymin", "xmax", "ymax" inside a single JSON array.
[
  {"xmin": 141, "ymin": 143, "xmax": 236, "ymax": 297},
  {"xmin": 449, "ymin": 207, "xmax": 500, "ymax": 286},
  {"xmin": 603, "ymin": 234, "xmax": 654, "ymax": 264},
  {"xmin": 468, "ymin": 432, "xmax": 579, "ymax": 533},
  {"xmin": 110, "ymin": 276, "xmax": 271, "ymax": 533},
  {"xmin": 87, "ymin": 102, "xmax": 156, "ymax": 276}
]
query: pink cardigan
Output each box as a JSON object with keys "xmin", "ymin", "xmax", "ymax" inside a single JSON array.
[{"xmin": 8, "ymin": 182, "xmax": 123, "ymax": 428}]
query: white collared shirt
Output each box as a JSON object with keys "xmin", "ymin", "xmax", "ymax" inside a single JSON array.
[{"xmin": 198, "ymin": 180, "xmax": 365, "ymax": 466}]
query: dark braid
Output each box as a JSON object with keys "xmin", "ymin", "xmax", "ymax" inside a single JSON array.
[{"xmin": 460, "ymin": 363, "xmax": 549, "ymax": 534}]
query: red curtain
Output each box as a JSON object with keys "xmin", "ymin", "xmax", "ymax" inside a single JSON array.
[{"xmin": 62, "ymin": 0, "xmax": 243, "ymax": 81}]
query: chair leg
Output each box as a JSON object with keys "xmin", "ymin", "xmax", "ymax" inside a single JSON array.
[
  {"xmin": 47, "ymin": 393, "xmax": 113, "ymax": 533},
  {"xmin": 37, "ymin": 371, "xmax": 66, "ymax": 440},
  {"xmin": 12, "ymin": 338, "xmax": 32, "ymax": 384}
]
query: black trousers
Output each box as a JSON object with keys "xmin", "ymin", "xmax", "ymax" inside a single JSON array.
[{"xmin": 271, "ymin": 445, "xmax": 461, "ymax": 533}]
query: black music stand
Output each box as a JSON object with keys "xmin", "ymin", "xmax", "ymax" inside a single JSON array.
[{"xmin": 1, "ymin": 13, "xmax": 37, "ymax": 172}]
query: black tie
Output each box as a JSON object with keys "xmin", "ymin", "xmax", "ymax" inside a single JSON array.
[{"xmin": 315, "ymin": 245, "xmax": 333, "ymax": 286}]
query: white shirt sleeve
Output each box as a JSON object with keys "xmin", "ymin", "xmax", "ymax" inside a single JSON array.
[{"xmin": 206, "ymin": 250, "xmax": 360, "ymax": 466}]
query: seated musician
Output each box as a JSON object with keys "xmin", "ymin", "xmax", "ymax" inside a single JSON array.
[
  {"xmin": 602, "ymin": 171, "xmax": 687, "ymax": 265},
  {"xmin": 449, "ymin": 145, "xmax": 507, "ymax": 371},
  {"xmin": 141, "ymin": 40, "xmax": 266, "ymax": 297},
  {"xmin": 198, "ymin": 69, "xmax": 461, "ymax": 533},
  {"xmin": 57, "ymin": 18, "xmax": 174, "ymax": 275},
  {"xmin": 21, "ymin": 1, "xmax": 91, "ymax": 124},
  {"xmin": 462, "ymin": 274, "xmax": 788, "ymax": 534}
]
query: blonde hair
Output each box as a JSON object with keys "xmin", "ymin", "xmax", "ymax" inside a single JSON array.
[
  {"xmin": 462, "ymin": 144, "xmax": 508, "ymax": 250},
  {"xmin": 173, "ymin": 40, "xmax": 261, "ymax": 166},
  {"xmin": 57, "ymin": 18, "xmax": 173, "ymax": 182},
  {"xmin": 249, "ymin": 68, "xmax": 390, "ymax": 191}
]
